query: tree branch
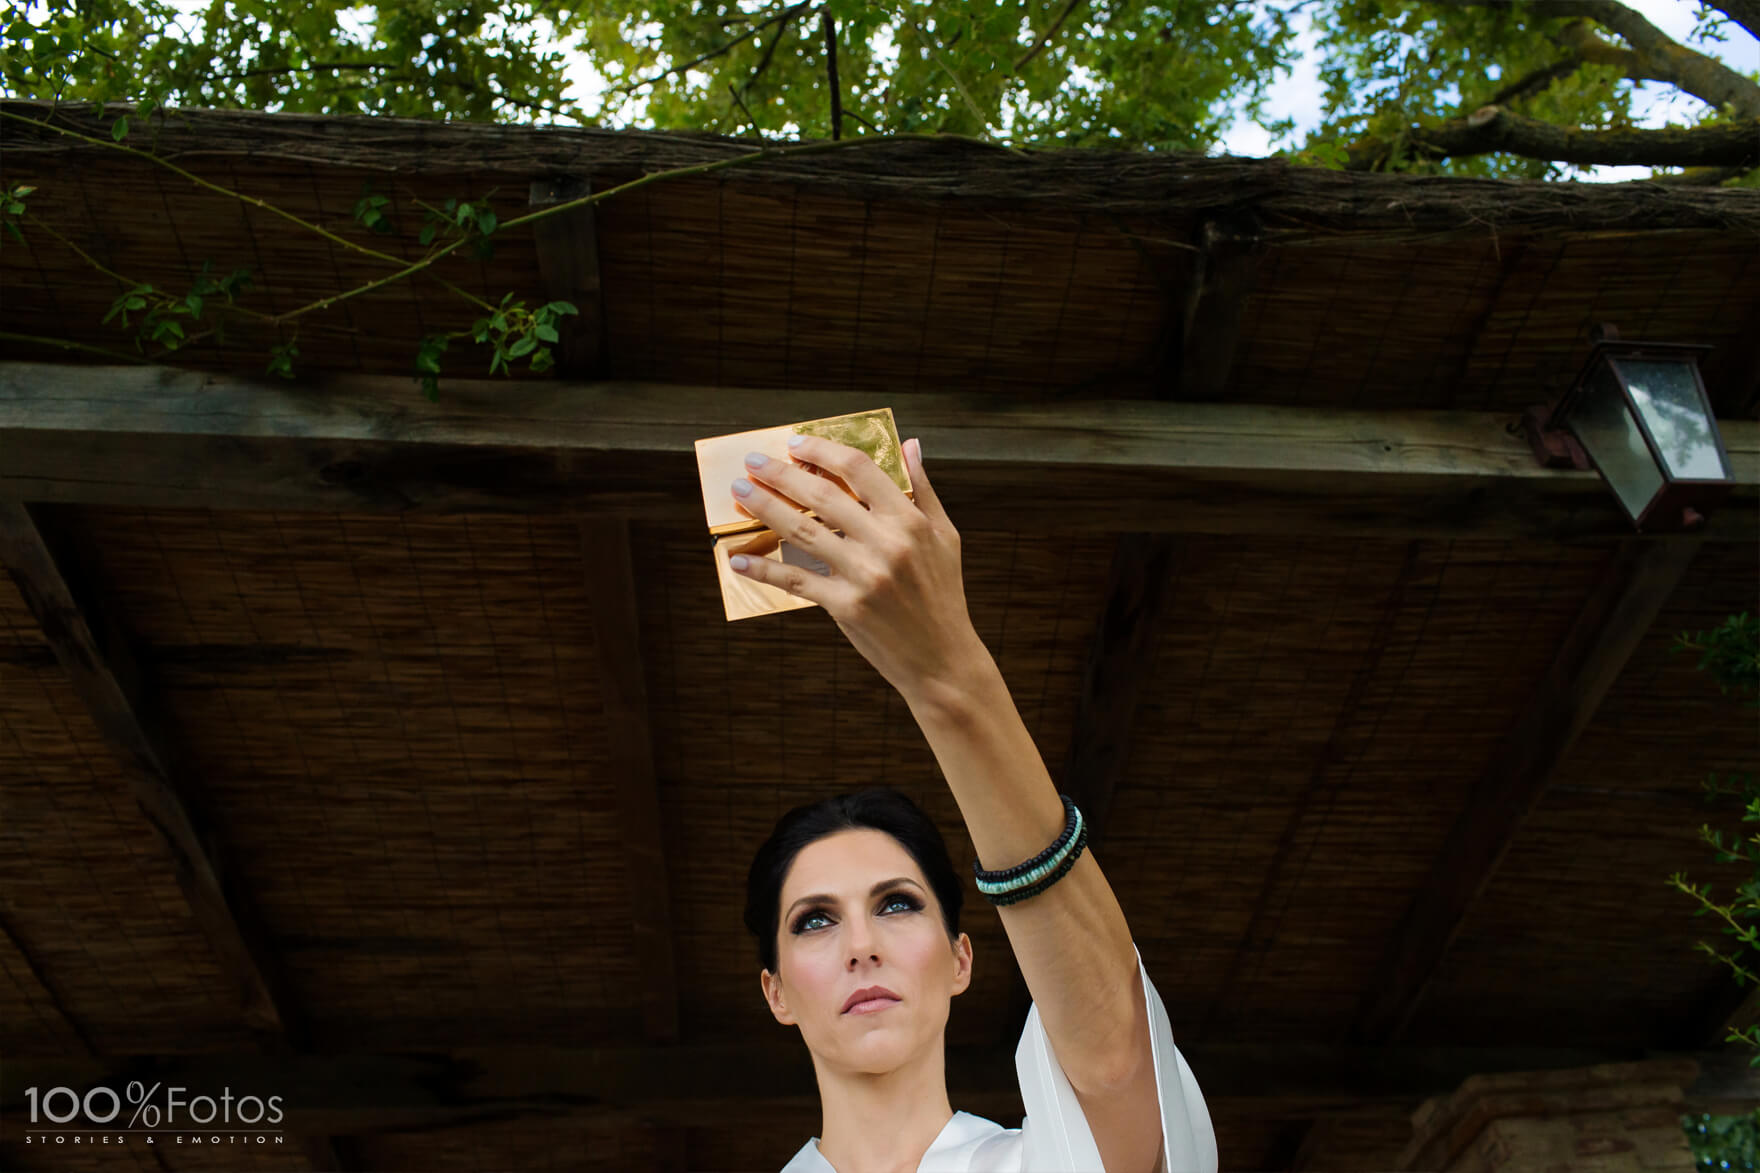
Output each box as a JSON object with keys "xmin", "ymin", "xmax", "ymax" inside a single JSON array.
[
  {"xmin": 1015, "ymin": 0, "xmax": 1086, "ymax": 71},
  {"xmin": 202, "ymin": 61, "xmax": 398, "ymax": 83},
  {"xmin": 1346, "ymin": 105, "xmax": 1760, "ymax": 170},
  {"xmin": 1473, "ymin": 0, "xmax": 1760, "ymax": 117},
  {"xmin": 1551, "ymin": 18, "xmax": 1702, "ymax": 93},
  {"xmin": 1707, "ymin": 0, "xmax": 1760, "ymax": 42},
  {"xmin": 611, "ymin": 1, "xmax": 812, "ymax": 99},
  {"xmin": 822, "ymin": 11, "xmax": 841, "ymax": 140},
  {"xmin": 1482, "ymin": 55, "xmax": 1584, "ymax": 108},
  {"xmin": 739, "ymin": 3, "xmax": 809, "ymax": 105},
  {"xmin": 841, "ymin": 106, "xmax": 878, "ymax": 134},
  {"xmin": 725, "ymin": 83, "xmax": 764, "ymax": 137},
  {"xmin": 1651, "ymin": 164, "xmax": 1755, "ymax": 185}
]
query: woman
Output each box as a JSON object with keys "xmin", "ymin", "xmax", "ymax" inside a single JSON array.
[{"xmin": 728, "ymin": 433, "xmax": 1218, "ymax": 1173}]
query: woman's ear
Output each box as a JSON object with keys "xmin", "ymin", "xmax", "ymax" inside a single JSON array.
[
  {"xmin": 760, "ymin": 968, "xmax": 797, "ymax": 1025},
  {"xmin": 951, "ymin": 933, "xmax": 973, "ymax": 997}
]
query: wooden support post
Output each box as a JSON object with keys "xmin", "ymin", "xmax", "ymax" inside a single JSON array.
[
  {"xmin": 1351, "ymin": 538, "xmax": 1704, "ymax": 1044},
  {"xmin": 1176, "ymin": 218, "xmax": 1265, "ymax": 400},
  {"xmin": 579, "ymin": 517, "xmax": 679, "ymax": 1043},
  {"xmin": 530, "ymin": 178, "xmax": 607, "ymax": 379},
  {"xmin": 0, "ymin": 502, "xmax": 348, "ymax": 1171},
  {"xmin": 1002, "ymin": 533, "xmax": 1179, "ymax": 1042}
]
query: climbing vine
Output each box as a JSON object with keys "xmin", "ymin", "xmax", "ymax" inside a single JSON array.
[{"xmin": 0, "ymin": 104, "xmax": 987, "ymax": 397}]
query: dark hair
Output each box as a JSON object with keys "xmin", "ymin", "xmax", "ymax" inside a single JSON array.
[{"xmin": 744, "ymin": 787, "xmax": 964, "ymax": 975}]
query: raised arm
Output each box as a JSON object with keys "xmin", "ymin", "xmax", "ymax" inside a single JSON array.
[{"xmin": 726, "ymin": 433, "xmax": 1165, "ymax": 1173}]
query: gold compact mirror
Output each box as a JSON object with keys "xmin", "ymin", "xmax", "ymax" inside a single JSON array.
[{"xmin": 693, "ymin": 408, "xmax": 913, "ymax": 621}]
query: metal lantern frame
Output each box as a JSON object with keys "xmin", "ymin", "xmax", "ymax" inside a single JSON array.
[{"xmin": 1530, "ymin": 332, "xmax": 1734, "ymax": 532}]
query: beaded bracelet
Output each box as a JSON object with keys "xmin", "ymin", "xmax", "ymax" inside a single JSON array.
[
  {"xmin": 974, "ymin": 804, "xmax": 1084, "ymax": 896},
  {"xmin": 973, "ymin": 795, "xmax": 1086, "ymax": 906},
  {"xmin": 973, "ymin": 794, "xmax": 1077, "ymax": 886},
  {"xmin": 985, "ymin": 825, "xmax": 1088, "ymax": 907}
]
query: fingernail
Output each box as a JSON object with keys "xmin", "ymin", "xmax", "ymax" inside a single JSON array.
[
  {"xmin": 730, "ymin": 554, "xmax": 749, "ymax": 571},
  {"xmin": 788, "ymin": 434, "xmax": 805, "ymax": 449},
  {"xmin": 744, "ymin": 451, "xmax": 768, "ymax": 468},
  {"xmin": 912, "ymin": 437, "xmax": 923, "ymax": 462},
  {"xmin": 732, "ymin": 478, "xmax": 753, "ymax": 496}
]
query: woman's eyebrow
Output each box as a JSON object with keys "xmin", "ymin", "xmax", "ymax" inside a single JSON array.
[{"xmin": 785, "ymin": 876, "xmax": 922, "ymax": 919}]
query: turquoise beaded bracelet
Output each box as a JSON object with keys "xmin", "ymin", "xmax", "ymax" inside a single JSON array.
[
  {"xmin": 986, "ymin": 825, "xmax": 1088, "ymax": 906},
  {"xmin": 973, "ymin": 796, "xmax": 1086, "ymax": 904}
]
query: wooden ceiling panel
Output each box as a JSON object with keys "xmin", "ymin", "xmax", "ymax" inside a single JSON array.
[
  {"xmin": 60, "ymin": 508, "xmax": 644, "ymax": 1050},
  {"xmin": 1408, "ymin": 540, "xmax": 1760, "ymax": 1049},
  {"xmin": 0, "ymin": 571, "xmax": 255, "ymax": 1055}
]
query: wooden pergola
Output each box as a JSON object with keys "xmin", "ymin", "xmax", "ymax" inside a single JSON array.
[{"xmin": 1, "ymin": 100, "xmax": 1757, "ymax": 1170}]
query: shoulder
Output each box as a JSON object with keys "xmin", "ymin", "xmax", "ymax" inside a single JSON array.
[
  {"xmin": 783, "ymin": 1113, "xmax": 1023, "ymax": 1173},
  {"xmin": 920, "ymin": 1111, "xmax": 1022, "ymax": 1173}
]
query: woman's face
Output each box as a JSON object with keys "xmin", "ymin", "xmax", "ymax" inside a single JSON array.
[{"xmin": 761, "ymin": 828, "xmax": 971, "ymax": 1074}]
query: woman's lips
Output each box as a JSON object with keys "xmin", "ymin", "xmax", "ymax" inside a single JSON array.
[{"xmin": 845, "ymin": 996, "xmax": 901, "ymax": 1015}]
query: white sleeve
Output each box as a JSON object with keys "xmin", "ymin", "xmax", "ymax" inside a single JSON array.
[{"xmin": 1015, "ymin": 943, "xmax": 1219, "ymax": 1173}]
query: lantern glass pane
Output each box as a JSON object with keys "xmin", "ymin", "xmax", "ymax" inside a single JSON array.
[
  {"xmin": 1568, "ymin": 360, "xmax": 1664, "ymax": 521},
  {"xmin": 1612, "ymin": 358, "xmax": 1730, "ymax": 481}
]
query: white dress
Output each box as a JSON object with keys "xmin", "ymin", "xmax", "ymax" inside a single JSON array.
[{"xmin": 779, "ymin": 944, "xmax": 1218, "ymax": 1173}]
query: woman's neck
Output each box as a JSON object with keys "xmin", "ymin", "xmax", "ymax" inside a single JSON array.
[{"xmin": 811, "ymin": 1039, "xmax": 955, "ymax": 1173}]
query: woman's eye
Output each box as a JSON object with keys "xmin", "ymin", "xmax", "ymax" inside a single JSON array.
[{"xmin": 793, "ymin": 895, "xmax": 916, "ymax": 934}]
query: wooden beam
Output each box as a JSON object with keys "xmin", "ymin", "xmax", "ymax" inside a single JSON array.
[
  {"xmin": 1057, "ymin": 534, "xmax": 1180, "ymax": 848},
  {"xmin": 578, "ymin": 517, "xmax": 678, "ymax": 1043},
  {"xmin": 1351, "ymin": 537, "xmax": 1704, "ymax": 1045},
  {"xmin": 5, "ymin": 1044, "xmax": 1752, "ymax": 1137},
  {"xmin": 1176, "ymin": 218, "xmax": 1265, "ymax": 400},
  {"xmin": 529, "ymin": 178, "xmax": 607, "ymax": 379},
  {"xmin": 1003, "ymin": 532, "xmax": 1179, "ymax": 1040},
  {"xmin": 0, "ymin": 503, "xmax": 348, "ymax": 1172},
  {"xmin": 4, "ymin": 363, "xmax": 1757, "ymax": 542},
  {"xmin": 1201, "ymin": 541, "xmax": 1424, "ymax": 1041}
]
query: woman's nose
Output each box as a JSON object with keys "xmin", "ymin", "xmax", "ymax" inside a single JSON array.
[{"xmin": 845, "ymin": 918, "xmax": 880, "ymax": 965}]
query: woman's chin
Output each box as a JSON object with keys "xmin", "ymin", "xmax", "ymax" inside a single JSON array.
[{"xmin": 829, "ymin": 1026, "xmax": 935, "ymax": 1072}]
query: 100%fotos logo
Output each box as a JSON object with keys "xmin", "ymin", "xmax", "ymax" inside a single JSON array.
[{"xmin": 22, "ymin": 1081, "xmax": 285, "ymax": 1134}]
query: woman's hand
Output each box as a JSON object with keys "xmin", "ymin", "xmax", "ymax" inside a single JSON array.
[{"xmin": 728, "ymin": 434, "xmax": 989, "ymax": 705}]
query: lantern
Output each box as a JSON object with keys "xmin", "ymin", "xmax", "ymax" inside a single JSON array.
[{"xmin": 1526, "ymin": 326, "xmax": 1734, "ymax": 531}]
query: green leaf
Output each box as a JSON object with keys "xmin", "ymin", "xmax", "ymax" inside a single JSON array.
[
  {"xmin": 509, "ymin": 335, "xmax": 537, "ymax": 358},
  {"xmin": 111, "ymin": 116, "xmax": 129, "ymax": 141},
  {"xmin": 476, "ymin": 208, "xmax": 497, "ymax": 235},
  {"xmin": 544, "ymin": 301, "xmax": 579, "ymax": 317},
  {"xmin": 535, "ymin": 323, "xmax": 559, "ymax": 344},
  {"xmin": 419, "ymin": 224, "xmax": 437, "ymax": 245}
]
